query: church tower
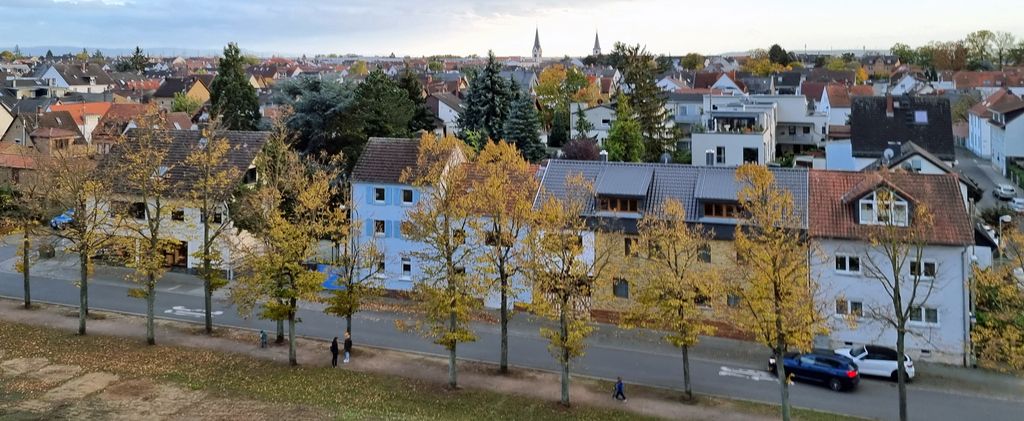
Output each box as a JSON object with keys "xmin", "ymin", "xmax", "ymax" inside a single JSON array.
[
  {"xmin": 532, "ymin": 28, "xmax": 542, "ymax": 61},
  {"xmin": 593, "ymin": 31, "xmax": 601, "ymax": 56}
]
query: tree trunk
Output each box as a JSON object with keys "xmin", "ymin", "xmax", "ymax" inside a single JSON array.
[
  {"xmin": 560, "ymin": 306, "xmax": 570, "ymax": 407},
  {"xmin": 345, "ymin": 314, "xmax": 352, "ymax": 335},
  {"xmin": 448, "ymin": 309, "xmax": 458, "ymax": 389},
  {"xmin": 897, "ymin": 326, "xmax": 908, "ymax": 421},
  {"xmin": 22, "ymin": 231, "xmax": 30, "ymax": 309},
  {"xmin": 203, "ymin": 220, "xmax": 213, "ymax": 335},
  {"xmin": 682, "ymin": 345, "xmax": 693, "ymax": 401},
  {"xmin": 146, "ymin": 278, "xmax": 156, "ymax": 345},
  {"xmin": 276, "ymin": 319, "xmax": 285, "ymax": 344},
  {"xmin": 78, "ymin": 252, "xmax": 89, "ymax": 335},
  {"xmin": 288, "ymin": 307, "xmax": 297, "ymax": 366},
  {"xmin": 776, "ymin": 351, "xmax": 791, "ymax": 421},
  {"xmin": 499, "ymin": 276, "xmax": 509, "ymax": 374}
]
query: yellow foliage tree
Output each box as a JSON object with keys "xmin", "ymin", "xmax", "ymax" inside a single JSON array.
[
  {"xmin": 972, "ymin": 228, "xmax": 1024, "ymax": 372},
  {"xmin": 731, "ymin": 164, "xmax": 826, "ymax": 421}
]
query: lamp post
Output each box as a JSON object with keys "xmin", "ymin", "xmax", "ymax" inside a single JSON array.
[{"xmin": 999, "ymin": 214, "xmax": 1012, "ymax": 255}]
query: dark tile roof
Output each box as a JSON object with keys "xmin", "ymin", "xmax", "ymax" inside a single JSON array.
[
  {"xmin": 49, "ymin": 63, "xmax": 115, "ymax": 87},
  {"xmin": 807, "ymin": 68, "xmax": 856, "ymax": 84},
  {"xmin": 351, "ymin": 137, "xmax": 422, "ymax": 184},
  {"xmin": 776, "ymin": 71, "xmax": 803, "ymax": 87},
  {"xmin": 850, "ymin": 95, "xmax": 954, "ymax": 161},
  {"xmin": 153, "ymin": 77, "xmax": 193, "ymax": 98},
  {"xmin": 105, "ymin": 129, "xmax": 268, "ymax": 196},
  {"xmin": 20, "ymin": 110, "xmax": 85, "ymax": 143},
  {"xmin": 809, "ymin": 170, "xmax": 973, "ymax": 246}
]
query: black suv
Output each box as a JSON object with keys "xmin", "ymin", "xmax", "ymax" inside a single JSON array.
[{"xmin": 768, "ymin": 352, "xmax": 860, "ymax": 391}]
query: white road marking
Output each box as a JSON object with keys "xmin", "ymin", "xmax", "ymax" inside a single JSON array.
[
  {"xmin": 163, "ymin": 305, "xmax": 223, "ymax": 318},
  {"xmin": 718, "ymin": 366, "xmax": 778, "ymax": 383}
]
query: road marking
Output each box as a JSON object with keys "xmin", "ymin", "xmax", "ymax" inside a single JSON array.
[
  {"xmin": 163, "ymin": 306, "xmax": 222, "ymax": 318},
  {"xmin": 718, "ymin": 366, "xmax": 778, "ymax": 383},
  {"xmin": 167, "ymin": 285, "xmax": 181, "ymax": 291}
]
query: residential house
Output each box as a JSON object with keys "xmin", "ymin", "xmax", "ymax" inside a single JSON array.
[
  {"xmin": 0, "ymin": 100, "xmax": 12, "ymax": 140},
  {"xmin": 806, "ymin": 68, "xmax": 857, "ymax": 85},
  {"xmin": 34, "ymin": 63, "xmax": 114, "ymax": 94},
  {"xmin": 859, "ymin": 55, "xmax": 900, "ymax": 76},
  {"xmin": 48, "ymin": 102, "xmax": 112, "ymax": 142},
  {"xmin": 889, "ymin": 73, "xmax": 934, "ymax": 96},
  {"xmin": 665, "ymin": 92, "xmax": 704, "ymax": 137},
  {"xmin": 426, "ymin": 93, "xmax": 463, "ymax": 137},
  {"xmin": 3, "ymin": 77, "xmax": 67, "ymax": 100},
  {"xmin": 809, "ymin": 170, "xmax": 975, "ymax": 365},
  {"xmin": 738, "ymin": 76, "xmax": 774, "ymax": 95},
  {"xmin": 101, "ymin": 129, "xmax": 267, "ymax": 270},
  {"xmin": 848, "ymin": 95, "xmax": 955, "ymax": 169},
  {"xmin": 499, "ymin": 69, "xmax": 538, "ymax": 97},
  {"xmin": 967, "ymin": 89, "xmax": 1019, "ymax": 159},
  {"xmin": 821, "ymin": 84, "xmax": 853, "ymax": 125},
  {"xmin": 775, "ymin": 71, "xmax": 804, "ymax": 95},
  {"xmin": 570, "ymin": 103, "xmax": 616, "ymax": 143},
  {"xmin": 953, "ymin": 71, "xmax": 1024, "ymax": 96},
  {"xmin": 693, "ymin": 72, "xmax": 745, "ymax": 95},
  {"xmin": 703, "ymin": 56, "xmax": 740, "ymax": 73},
  {"xmin": 2, "ymin": 110, "xmax": 84, "ymax": 150},
  {"xmin": 152, "ymin": 76, "xmax": 211, "ymax": 111},
  {"xmin": 988, "ymin": 100, "xmax": 1024, "ymax": 175},
  {"xmin": 861, "ymin": 141, "xmax": 982, "ymax": 209},
  {"xmin": 691, "ymin": 97, "xmax": 776, "ymax": 166}
]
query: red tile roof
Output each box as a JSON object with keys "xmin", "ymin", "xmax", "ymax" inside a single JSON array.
[
  {"xmin": 954, "ymin": 71, "xmax": 1024, "ymax": 89},
  {"xmin": 825, "ymin": 84, "xmax": 852, "ymax": 108},
  {"xmin": 49, "ymin": 102, "xmax": 113, "ymax": 125},
  {"xmin": 969, "ymin": 89, "xmax": 1021, "ymax": 119},
  {"xmin": 849, "ymin": 85, "xmax": 874, "ymax": 97},
  {"xmin": 693, "ymin": 72, "xmax": 723, "ymax": 89},
  {"xmin": 809, "ymin": 170, "xmax": 973, "ymax": 246},
  {"xmin": 801, "ymin": 81, "xmax": 826, "ymax": 102}
]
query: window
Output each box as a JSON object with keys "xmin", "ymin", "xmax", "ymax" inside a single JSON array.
[
  {"xmin": 110, "ymin": 201, "xmax": 130, "ymax": 217},
  {"xmin": 909, "ymin": 306, "xmax": 939, "ymax": 324},
  {"xmin": 715, "ymin": 146, "xmax": 725, "ymax": 164},
  {"xmin": 727, "ymin": 294, "xmax": 741, "ymax": 307},
  {"xmin": 909, "ymin": 158, "xmax": 922, "ymax": 172},
  {"xmin": 402, "ymin": 189, "xmax": 413, "ymax": 205},
  {"xmin": 788, "ymin": 126, "xmax": 796, "ymax": 135},
  {"xmin": 624, "ymin": 237, "xmax": 638, "ymax": 256},
  {"xmin": 201, "ymin": 210, "xmax": 223, "ymax": 224},
  {"xmin": 802, "ymin": 126, "xmax": 811, "ymax": 134},
  {"xmin": 54, "ymin": 138, "xmax": 69, "ymax": 150},
  {"xmin": 401, "ymin": 257, "xmax": 412, "ymax": 277},
  {"xmin": 243, "ymin": 167, "xmax": 258, "ymax": 184},
  {"xmin": 613, "ymin": 278, "xmax": 629, "ymax": 298},
  {"xmin": 597, "ymin": 196, "xmax": 639, "ymax": 212},
  {"xmin": 703, "ymin": 202, "xmax": 742, "ymax": 218},
  {"xmin": 914, "ymin": 110, "xmax": 928, "ymax": 124},
  {"xmin": 129, "ymin": 202, "xmax": 147, "ymax": 220},
  {"xmin": 377, "ymin": 260, "xmax": 386, "ymax": 274},
  {"xmin": 910, "ymin": 260, "xmax": 936, "ymax": 279},
  {"xmin": 698, "ymin": 244, "xmax": 711, "ymax": 263},
  {"xmin": 859, "ymin": 190, "xmax": 908, "ymax": 226},
  {"xmin": 374, "ymin": 187, "xmax": 385, "ymax": 203},
  {"xmin": 171, "ymin": 210, "xmax": 185, "ymax": 221},
  {"xmin": 485, "ymin": 230, "xmax": 513, "ymax": 247},
  {"xmin": 835, "ymin": 255, "xmax": 861, "ymax": 274},
  {"xmin": 453, "ymin": 229, "xmax": 466, "ymax": 245},
  {"xmin": 601, "ymin": 119, "xmax": 611, "ymax": 125},
  {"xmin": 835, "ymin": 299, "xmax": 864, "ymax": 317},
  {"xmin": 374, "ymin": 220, "xmax": 385, "ymax": 236}
]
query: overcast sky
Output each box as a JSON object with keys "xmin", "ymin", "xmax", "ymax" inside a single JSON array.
[{"xmin": 2, "ymin": 0, "xmax": 1022, "ymax": 57}]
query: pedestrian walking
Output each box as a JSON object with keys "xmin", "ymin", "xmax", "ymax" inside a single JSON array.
[
  {"xmin": 343, "ymin": 331, "xmax": 352, "ymax": 364},
  {"xmin": 330, "ymin": 337, "xmax": 339, "ymax": 368},
  {"xmin": 259, "ymin": 330, "xmax": 268, "ymax": 349},
  {"xmin": 613, "ymin": 377, "xmax": 627, "ymax": 402}
]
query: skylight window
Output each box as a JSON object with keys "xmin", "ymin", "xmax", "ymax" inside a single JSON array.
[{"xmin": 914, "ymin": 110, "xmax": 928, "ymax": 124}]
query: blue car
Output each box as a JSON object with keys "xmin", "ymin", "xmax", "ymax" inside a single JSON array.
[
  {"xmin": 49, "ymin": 209, "xmax": 74, "ymax": 230},
  {"xmin": 768, "ymin": 352, "xmax": 860, "ymax": 392}
]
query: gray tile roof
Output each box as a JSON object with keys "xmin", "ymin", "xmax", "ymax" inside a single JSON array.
[
  {"xmin": 595, "ymin": 166, "xmax": 653, "ymax": 197},
  {"xmin": 537, "ymin": 160, "xmax": 809, "ymax": 229}
]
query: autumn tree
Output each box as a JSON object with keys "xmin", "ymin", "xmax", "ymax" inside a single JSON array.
[
  {"xmin": 605, "ymin": 99, "xmax": 644, "ymax": 162},
  {"xmin": 349, "ymin": 60, "xmax": 369, "ymax": 77},
  {"xmin": 183, "ymin": 121, "xmax": 242, "ymax": 334},
  {"xmin": 965, "ymin": 30, "xmax": 996, "ymax": 64},
  {"xmin": 1, "ymin": 148, "xmax": 48, "ymax": 309},
  {"xmin": 731, "ymin": 164, "xmax": 826, "ymax": 421},
  {"xmin": 172, "ymin": 92, "xmax": 203, "ymax": 115},
  {"xmin": 623, "ymin": 198, "xmax": 718, "ymax": 400},
  {"xmin": 972, "ymin": 228, "xmax": 1024, "ymax": 372},
  {"xmin": 75, "ymin": 48, "xmax": 89, "ymax": 62},
  {"xmin": 232, "ymin": 120, "xmax": 332, "ymax": 365},
  {"xmin": 561, "ymin": 138, "xmax": 600, "ymax": 160},
  {"xmin": 680, "ymin": 53, "xmax": 705, "ymax": 70},
  {"xmin": 859, "ymin": 182, "xmax": 936, "ymax": 421},
  {"xmin": 111, "ymin": 113, "xmax": 179, "ymax": 345},
  {"xmin": 467, "ymin": 141, "xmax": 538, "ymax": 373},
  {"xmin": 401, "ymin": 134, "xmax": 483, "ymax": 388},
  {"xmin": 993, "ymin": 31, "xmax": 1017, "ymax": 70},
  {"xmin": 525, "ymin": 174, "xmax": 615, "ymax": 406}
]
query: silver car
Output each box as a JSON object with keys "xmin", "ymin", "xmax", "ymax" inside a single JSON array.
[
  {"xmin": 994, "ymin": 184, "xmax": 1017, "ymax": 200},
  {"xmin": 835, "ymin": 345, "xmax": 915, "ymax": 381}
]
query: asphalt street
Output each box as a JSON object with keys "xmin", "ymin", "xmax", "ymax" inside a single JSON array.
[{"xmin": 2, "ymin": 263, "xmax": 1023, "ymax": 421}]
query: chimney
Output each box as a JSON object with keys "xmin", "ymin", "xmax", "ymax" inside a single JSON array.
[
  {"xmin": 36, "ymin": 105, "xmax": 43, "ymax": 119},
  {"xmin": 885, "ymin": 94, "xmax": 894, "ymax": 118},
  {"xmin": 599, "ymin": 150, "xmax": 608, "ymax": 162}
]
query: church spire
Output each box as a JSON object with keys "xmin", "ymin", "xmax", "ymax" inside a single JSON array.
[
  {"xmin": 593, "ymin": 31, "xmax": 601, "ymax": 56},
  {"xmin": 532, "ymin": 28, "xmax": 542, "ymax": 60}
]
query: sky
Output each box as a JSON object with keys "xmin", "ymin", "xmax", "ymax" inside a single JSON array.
[{"xmin": 2, "ymin": 0, "xmax": 1022, "ymax": 57}]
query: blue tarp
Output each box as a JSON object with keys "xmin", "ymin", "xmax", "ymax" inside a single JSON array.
[{"xmin": 318, "ymin": 264, "xmax": 348, "ymax": 291}]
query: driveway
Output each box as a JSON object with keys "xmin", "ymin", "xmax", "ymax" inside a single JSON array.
[{"xmin": 956, "ymin": 146, "xmax": 1016, "ymax": 211}]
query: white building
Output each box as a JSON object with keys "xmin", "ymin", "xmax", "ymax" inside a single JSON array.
[
  {"xmin": 967, "ymin": 89, "xmax": 1019, "ymax": 160},
  {"xmin": 34, "ymin": 63, "xmax": 114, "ymax": 94},
  {"xmin": 570, "ymin": 103, "xmax": 616, "ymax": 144},
  {"xmin": 691, "ymin": 98, "xmax": 776, "ymax": 166},
  {"xmin": 990, "ymin": 100, "xmax": 1024, "ymax": 175}
]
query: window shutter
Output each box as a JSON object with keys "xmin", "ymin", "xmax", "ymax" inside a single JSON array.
[
  {"xmin": 412, "ymin": 189, "xmax": 419, "ymax": 204},
  {"xmin": 365, "ymin": 185, "xmax": 373, "ymax": 205},
  {"xmin": 365, "ymin": 219, "xmax": 373, "ymax": 237}
]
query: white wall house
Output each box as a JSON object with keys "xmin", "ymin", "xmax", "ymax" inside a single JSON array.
[
  {"xmin": 570, "ymin": 103, "xmax": 616, "ymax": 144},
  {"xmin": 968, "ymin": 89, "xmax": 1020, "ymax": 160},
  {"xmin": 691, "ymin": 100, "xmax": 776, "ymax": 166},
  {"xmin": 36, "ymin": 64, "xmax": 114, "ymax": 94},
  {"xmin": 990, "ymin": 102, "xmax": 1024, "ymax": 175}
]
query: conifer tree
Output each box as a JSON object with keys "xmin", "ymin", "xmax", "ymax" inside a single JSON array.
[
  {"xmin": 459, "ymin": 51, "xmax": 515, "ymax": 147},
  {"xmin": 504, "ymin": 94, "xmax": 546, "ymax": 162},
  {"xmin": 210, "ymin": 43, "xmax": 260, "ymax": 130},
  {"xmin": 604, "ymin": 99, "xmax": 644, "ymax": 162}
]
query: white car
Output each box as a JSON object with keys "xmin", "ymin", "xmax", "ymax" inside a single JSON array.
[
  {"xmin": 1011, "ymin": 198, "xmax": 1024, "ymax": 213},
  {"xmin": 834, "ymin": 345, "xmax": 915, "ymax": 381},
  {"xmin": 994, "ymin": 184, "xmax": 1017, "ymax": 200}
]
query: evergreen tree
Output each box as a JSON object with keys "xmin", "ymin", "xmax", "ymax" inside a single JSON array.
[
  {"xmin": 548, "ymin": 106, "xmax": 569, "ymax": 147},
  {"xmin": 397, "ymin": 65, "xmax": 435, "ymax": 133},
  {"xmin": 573, "ymin": 106, "xmax": 594, "ymax": 139},
  {"xmin": 459, "ymin": 50, "xmax": 516, "ymax": 147},
  {"xmin": 128, "ymin": 46, "xmax": 147, "ymax": 72},
  {"xmin": 605, "ymin": 99, "xmax": 643, "ymax": 162},
  {"xmin": 210, "ymin": 43, "xmax": 261, "ymax": 131},
  {"xmin": 13, "ymin": 44, "xmax": 22, "ymax": 59},
  {"xmin": 504, "ymin": 94, "xmax": 546, "ymax": 162},
  {"xmin": 92, "ymin": 49, "xmax": 104, "ymax": 60},
  {"xmin": 45, "ymin": 50, "xmax": 53, "ymax": 61},
  {"xmin": 272, "ymin": 76, "xmax": 353, "ymax": 156},
  {"xmin": 336, "ymin": 70, "xmax": 415, "ymax": 170},
  {"xmin": 615, "ymin": 43, "xmax": 671, "ymax": 161}
]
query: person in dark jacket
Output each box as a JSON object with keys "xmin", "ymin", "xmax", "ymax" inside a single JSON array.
[
  {"xmin": 330, "ymin": 337, "xmax": 339, "ymax": 368},
  {"xmin": 343, "ymin": 332, "xmax": 352, "ymax": 363},
  {"xmin": 613, "ymin": 377, "xmax": 626, "ymax": 402}
]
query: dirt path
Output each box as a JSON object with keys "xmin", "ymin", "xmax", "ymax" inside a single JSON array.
[{"xmin": 0, "ymin": 299, "xmax": 774, "ymax": 421}]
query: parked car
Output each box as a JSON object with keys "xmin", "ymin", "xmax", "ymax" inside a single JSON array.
[
  {"xmin": 1011, "ymin": 198, "xmax": 1024, "ymax": 213},
  {"xmin": 768, "ymin": 352, "xmax": 859, "ymax": 392},
  {"xmin": 835, "ymin": 345, "xmax": 915, "ymax": 381},
  {"xmin": 49, "ymin": 209, "xmax": 74, "ymax": 230},
  {"xmin": 994, "ymin": 184, "xmax": 1017, "ymax": 200}
]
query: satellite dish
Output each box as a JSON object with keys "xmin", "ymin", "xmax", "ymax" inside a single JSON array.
[
  {"xmin": 882, "ymin": 148, "xmax": 895, "ymax": 166},
  {"xmin": 660, "ymin": 152, "xmax": 672, "ymax": 164}
]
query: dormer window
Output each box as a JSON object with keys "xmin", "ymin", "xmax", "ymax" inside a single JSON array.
[
  {"xmin": 598, "ymin": 196, "xmax": 639, "ymax": 212},
  {"xmin": 858, "ymin": 190, "xmax": 908, "ymax": 226}
]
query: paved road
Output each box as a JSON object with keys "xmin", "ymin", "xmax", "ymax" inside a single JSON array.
[
  {"xmin": 956, "ymin": 146, "xmax": 1014, "ymax": 210},
  {"xmin": 2, "ymin": 267, "xmax": 1023, "ymax": 421}
]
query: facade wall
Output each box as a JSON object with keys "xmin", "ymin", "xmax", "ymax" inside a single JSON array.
[
  {"xmin": 992, "ymin": 120, "xmax": 1024, "ymax": 175},
  {"xmin": 967, "ymin": 113, "xmax": 991, "ymax": 159},
  {"xmin": 691, "ymin": 131, "xmax": 772, "ymax": 166}
]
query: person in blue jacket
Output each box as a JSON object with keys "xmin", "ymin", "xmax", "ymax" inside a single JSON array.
[{"xmin": 613, "ymin": 377, "xmax": 627, "ymax": 402}]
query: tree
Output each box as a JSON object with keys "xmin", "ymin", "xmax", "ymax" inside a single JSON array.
[
  {"xmin": 13, "ymin": 44, "xmax": 22, "ymax": 59},
  {"xmin": 561, "ymin": 138, "xmax": 600, "ymax": 160},
  {"xmin": 930, "ymin": 41, "xmax": 970, "ymax": 71},
  {"xmin": 273, "ymin": 76, "xmax": 353, "ymax": 158},
  {"xmin": 742, "ymin": 57, "xmax": 785, "ymax": 77},
  {"xmin": 400, "ymin": 134, "xmax": 483, "ymax": 388},
  {"xmin": 856, "ymin": 67, "xmax": 869, "ymax": 84},
  {"xmin": 965, "ymin": 30, "xmax": 996, "ymax": 63},
  {"xmin": 616, "ymin": 44, "xmax": 672, "ymax": 161},
  {"xmin": 504, "ymin": 94, "xmax": 546, "ymax": 163},
  {"xmin": 1009, "ymin": 41, "xmax": 1024, "ymax": 67},
  {"xmin": 171, "ymin": 92, "xmax": 203, "ymax": 115},
  {"xmin": 128, "ymin": 46, "xmax": 148, "ymax": 73},
  {"xmin": 210, "ymin": 43, "xmax": 261, "ymax": 131},
  {"xmin": 536, "ymin": 64, "xmax": 569, "ymax": 128},
  {"xmin": 1, "ymin": 149, "xmax": 48, "ymax": 310},
  {"xmin": 0, "ymin": 50, "xmax": 14, "ymax": 62},
  {"xmin": 573, "ymin": 106, "xmax": 594, "ymax": 139},
  {"xmin": 972, "ymin": 228, "xmax": 1024, "ymax": 372},
  {"xmin": 91, "ymin": 49, "xmax": 104, "ymax": 60},
  {"xmin": 952, "ymin": 91, "xmax": 983, "ymax": 123},
  {"xmin": 183, "ymin": 121, "xmax": 241, "ymax": 334},
  {"xmin": 349, "ymin": 60, "xmax": 369, "ymax": 77},
  {"xmin": 824, "ymin": 57, "xmax": 848, "ymax": 71},
  {"xmin": 768, "ymin": 44, "xmax": 793, "ymax": 65},
  {"xmin": 604, "ymin": 99, "xmax": 644, "ymax": 162},
  {"xmin": 858, "ymin": 180, "xmax": 936, "ymax": 421},
  {"xmin": 337, "ymin": 70, "xmax": 415, "ymax": 167},
  {"xmin": 731, "ymin": 164, "xmax": 826, "ymax": 421},
  {"xmin": 467, "ymin": 141, "xmax": 538, "ymax": 374},
  {"xmin": 680, "ymin": 53, "xmax": 705, "ymax": 70},
  {"xmin": 891, "ymin": 43, "xmax": 917, "ymax": 65},
  {"xmin": 112, "ymin": 112, "xmax": 178, "ymax": 345},
  {"xmin": 525, "ymin": 174, "xmax": 615, "ymax": 406},
  {"xmin": 623, "ymin": 198, "xmax": 719, "ymax": 400},
  {"xmin": 232, "ymin": 119, "xmax": 332, "ymax": 365},
  {"xmin": 397, "ymin": 65, "xmax": 436, "ymax": 133},
  {"xmin": 459, "ymin": 51, "xmax": 516, "ymax": 148},
  {"xmin": 75, "ymin": 48, "xmax": 89, "ymax": 62},
  {"xmin": 548, "ymin": 107, "xmax": 570, "ymax": 148},
  {"xmin": 993, "ymin": 31, "xmax": 1017, "ymax": 70},
  {"xmin": 45, "ymin": 50, "xmax": 54, "ymax": 61}
]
